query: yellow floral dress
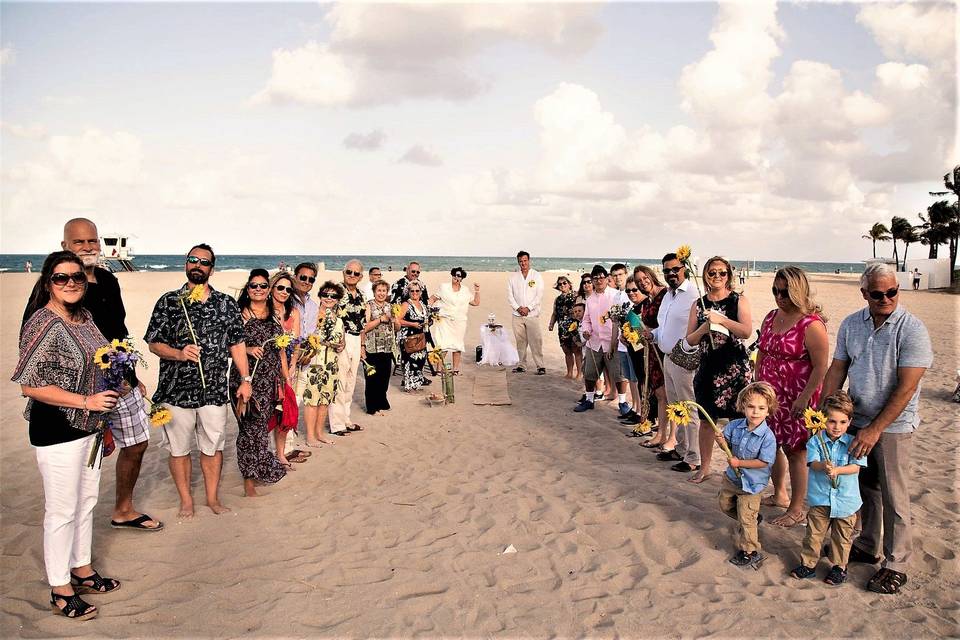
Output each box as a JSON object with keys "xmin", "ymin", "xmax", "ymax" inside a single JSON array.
[{"xmin": 301, "ymin": 310, "xmax": 344, "ymax": 407}]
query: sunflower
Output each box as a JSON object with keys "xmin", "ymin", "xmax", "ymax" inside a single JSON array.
[
  {"xmin": 307, "ymin": 334, "xmax": 323, "ymax": 350},
  {"xmin": 274, "ymin": 333, "xmax": 293, "ymax": 349},
  {"xmin": 149, "ymin": 405, "xmax": 172, "ymax": 427},
  {"xmin": 427, "ymin": 349, "xmax": 445, "ymax": 370},
  {"xmin": 676, "ymin": 245, "xmax": 692, "ymax": 262},
  {"xmin": 666, "ymin": 401, "xmax": 692, "ymax": 426},
  {"xmin": 362, "ymin": 360, "xmax": 377, "ymax": 377},
  {"xmin": 111, "ymin": 338, "xmax": 132, "ymax": 352},
  {"xmin": 803, "ymin": 408, "xmax": 827, "ymax": 434},
  {"xmin": 567, "ymin": 321, "xmax": 579, "ymax": 332},
  {"xmin": 391, "ymin": 303, "xmax": 403, "ymax": 317},
  {"xmin": 621, "ymin": 324, "xmax": 641, "ymax": 348},
  {"xmin": 633, "ymin": 420, "xmax": 654, "ymax": 435},
  {"xmin": 185, "ymin": 284, "xmax": 204, "ymax": 304},
  {"xmin": 93, "ymin": 345, "xmax": 113, "ymax": 370}
]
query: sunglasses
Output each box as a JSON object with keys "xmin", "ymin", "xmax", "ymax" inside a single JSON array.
[
  {"xmin": 707, "ymin": 270, "xmax": 728, "ymax": 278},
  {"xmin": 591, "ymin": 275, "xmax": 607, "ymax": 281},
  {"xmin": 247, "ymin": 282, "xmax": 269, "ymax": 290},
  {"xmin": 772, "ymin": 286, "xmax": 790, "ymax": 298},
  {"xmin": 344, "ymin": 269, "xmax": 361, "ymax": 277},
  {"xmin": 866, "ymin": 287, "xmax": 899, "ymax": 300},
  {"xmin": 319, "ymin": 292, "xmax": 342, "ymax": 300},
  {"xmin": 273, "ymin": 284, "xmax": 292, "ymax": 293},
  {"xmin": 664, "ymin": 267, "xmax": 683, "ymax": 275},
  {"xmin": 409, "ymin": 270, "xmax": 420, "ymax": 275},
  {"xmin": 298, "ymin": 274, "xmax": 316, "ymax": 284},
  {"xmin": 625, "ymin": 287, "xmax": 640, "ymax": 293},
  {"xmin": 558, "ymin": 281, "xmax": 570, "ymax": 286},
  {"xmin": 186, "ymin": 256, "xmax": 214, "ymax": 267},
  {"xmin": 51, "ymin": 272, "xmax": 87, "ymax": 286}
]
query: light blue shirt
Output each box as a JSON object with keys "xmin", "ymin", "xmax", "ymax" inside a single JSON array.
[
  {"xmin": 833, "ymin": 305, "xmax": 933, "ymax": 433},
  {"xmin": 723, "ymin": 418, "xmax": 777, "ymax": 494},
  {"xmin": 296, "ymin": 294, "xmax": 319, "ymax": 339},
  {"xmin": 806, "ymin": 432, "xmax": 866, "ymax": 518}
]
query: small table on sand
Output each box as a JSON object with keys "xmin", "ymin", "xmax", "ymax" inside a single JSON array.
[{"xmin": 479, "ymin": 324, "xmax": 519, "ymax": 367}]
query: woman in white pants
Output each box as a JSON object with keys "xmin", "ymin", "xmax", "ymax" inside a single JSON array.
[{"xmin": 13, "ymin": 251, "xmax": 122, "ymax": 620}]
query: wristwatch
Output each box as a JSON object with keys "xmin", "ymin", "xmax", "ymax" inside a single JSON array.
[{"xmin": 242, "ymin": 375, "xmax": 253, "ymax": 383}]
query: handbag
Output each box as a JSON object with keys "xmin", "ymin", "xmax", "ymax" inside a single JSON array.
[
  {"xmin": 669, "ymin": 339, "xmax": 702, "ymax": 371},
  {"xmin": 403, "ymin": 333, "xmax": 426, "ymax": 354},
  {"xmin": 268, "ymin": 383, "xmax": 300, "ymax": 433}
]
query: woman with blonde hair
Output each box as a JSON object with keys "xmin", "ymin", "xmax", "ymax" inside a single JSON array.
[
  {"xmin": 755, "ymin": 266, "xmax": 829, "ymax": 527},
  {"xmin": 682, "ymin": 256, "xmax": 754, "ymax": 481}
]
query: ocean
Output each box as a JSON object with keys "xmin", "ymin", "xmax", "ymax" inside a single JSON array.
[{"xmin": 0, "ymin": 254, "xmax": 865, "ymax": 275}]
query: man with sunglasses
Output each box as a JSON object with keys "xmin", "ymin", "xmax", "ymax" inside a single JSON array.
[
  {"xmin": 145, "ymin": 244, "xmax": 252, "ymax": 518},
  {"xmin": 821, "ymin": 262, "xmax": 931, "ymax": 595},
  {"xmin": 390, "ymin": 261, "xmax": 429, "ymax": 305},
  {"xmin": 329, "ymin": 260, "xmax": 367, "ymax": 436},
  {"xmin": 361, "ymin": 266, "xmax": 382, "ymax": 301},
  {"xmin": 507, "ymin": 250, "xmax": 545, "ymax": 374},
  {"xmin": 35, "ymin": 218, "xmax": 164, "ymax": 532},
  {"xmin": 646, "ymin": 252, "xmax": 701, "ymax": 469}
]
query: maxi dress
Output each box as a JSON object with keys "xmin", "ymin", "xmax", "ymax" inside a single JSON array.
[
  {"xmin": 430, "ymin": 282, "xmax": 472, "ymax": 353},
  {"xmin": 230, "ymin": 316, "xmax": 287, "ymax": 484}
]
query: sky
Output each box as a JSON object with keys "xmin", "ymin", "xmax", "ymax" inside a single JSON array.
[{"xmin": 1, "ymin": 1, "xmax": 956, "ymax": 261}]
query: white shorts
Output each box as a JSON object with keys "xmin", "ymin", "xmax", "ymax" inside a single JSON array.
[{"xmin": 158, "ymin": 405, "xmax": 228, "ymax": 457}]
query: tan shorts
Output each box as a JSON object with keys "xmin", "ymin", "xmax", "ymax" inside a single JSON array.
[{"xmin": 158, "ymin": 404, "xmax": 228, "ymax": 457}]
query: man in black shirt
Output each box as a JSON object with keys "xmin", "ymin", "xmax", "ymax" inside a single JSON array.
[{"xmin": 63, "ymin": 218, "xmax": 163, "ymax": 532}]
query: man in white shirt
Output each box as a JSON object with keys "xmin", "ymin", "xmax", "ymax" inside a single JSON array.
[
  {"xmin": 648, "ymin": 253, "xmax": 701, "ymax": 472},
  {"xmin": 361, "ymin": 266, "xmax": 382, "ymax": 301},
  {"xmin": 507, "ymin": 250, "xmax": 545, "ymax": 374}
]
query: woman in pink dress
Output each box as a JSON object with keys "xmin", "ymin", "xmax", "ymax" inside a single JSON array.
[{"xmin": 755, "ymin": 266, "xmax": 829, "ymax": 527}]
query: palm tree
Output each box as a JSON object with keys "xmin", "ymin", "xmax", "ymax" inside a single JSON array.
[
  {"xmin": 919, "ymin": 200, "xmax": 953, "ymax": 259},
  {"xmin": 900, "ymin": 225, "xmax": 920, "ymax": 270},
  {"xmin": 889, "ymin": 216, "xmax": 912, "ymax": 271},
  {"xmin": 929, "ymin": 165, "xmax": 960, "ymax": 283},
  {"xmin": 862, "ymin": 222, "xmax": 891, "ymax": 259}
]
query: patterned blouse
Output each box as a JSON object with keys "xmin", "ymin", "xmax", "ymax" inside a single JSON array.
[
  {"xmin": 338, "ymin": 288, "xmax": 366, "ymax": 336},
  {"xmin": 364, "ymin": 300, "xmax": 395, "ymax": 353},
  {"xmin": 12, "ymin": 308, "xmax": 108, "ymax": 440},
  {"xmin": 389, "ymin": 277, "xmax": 429, "ymax": 305},
  {"xmin": 144, "ymin": 284, "xmax": 245, "ymax": 408}
]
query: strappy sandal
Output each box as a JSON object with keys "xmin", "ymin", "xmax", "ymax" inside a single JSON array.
[
  {"xmin": 70, "ymin": 571, "xmax": 121, "ymax": 595},
  {"xmin": 50, "ymin": 591, "xmax": 98, "ymax": 620},
  {"xmin": 824, "ymin": 565, "xmax": 847, "ymax": 586},
  {"xmin": 867, "ymin": 568, "xmax": 907, "ymax": 594}
]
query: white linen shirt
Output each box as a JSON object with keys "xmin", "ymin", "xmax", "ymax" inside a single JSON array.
[
  {"xmin": 653, "ymin": 279, "xmax": 697, "ymax": 353},
  {"xmin": 507, "ymin": 268, "xmax": 545, "ymax": 318}
]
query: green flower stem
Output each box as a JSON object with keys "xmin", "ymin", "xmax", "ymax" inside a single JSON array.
[
  {"xmin": 179, "ymin": 297, "xmax": 206, "ymax": 389},
  {"xmin": 683, "ymin": 400, "xmax": 740, "ymax": 478},
  {"xmin": 817, "ymin": 431, "xmax": 840, "ymax": 489}
]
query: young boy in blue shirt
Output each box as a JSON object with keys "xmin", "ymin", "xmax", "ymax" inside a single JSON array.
[
  {"xmin": 790, "ymin": 390, "xmax": 866, "ymax": 585},
  {"xmin": 717, "ymin": 382, "xmax": 779, "ymax": 568}
]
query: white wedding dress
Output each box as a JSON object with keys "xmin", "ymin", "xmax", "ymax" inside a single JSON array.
[{"xmin": 430, "ymin": 282, "xmax": 472, "ymax": 352}]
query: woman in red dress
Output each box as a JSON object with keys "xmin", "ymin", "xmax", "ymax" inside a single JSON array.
[{"xmin": 755, "ymin": 266, "xmax": 829, "ymax": 527}]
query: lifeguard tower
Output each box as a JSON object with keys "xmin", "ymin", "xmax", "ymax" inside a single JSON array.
[{"xmin": 99, "ymin": 234, "xmax": 137, "ymax": 271}]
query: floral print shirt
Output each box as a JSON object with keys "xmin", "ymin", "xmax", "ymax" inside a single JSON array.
[
  {"xmin": 338, "ymin": 288, "xmax": 366, "ymax": 336},
  {"xmin": 144, "ymin": 283, "xmax": 245, "ymax": 408}
]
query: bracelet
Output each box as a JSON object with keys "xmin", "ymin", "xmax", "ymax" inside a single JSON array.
[{"xmin": 82, "ymin": 395, "xmax": 88, "ymax": 411}]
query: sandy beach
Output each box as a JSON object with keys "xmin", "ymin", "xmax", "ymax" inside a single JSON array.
[{"xmin": 1, "ymin": 268, "xmax": 958, "ymax": 638}]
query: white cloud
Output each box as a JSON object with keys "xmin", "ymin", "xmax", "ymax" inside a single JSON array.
[
  {"xmin": 252, "ymin": 4, "xmax": 602, "ymax": 108},
  {"xmin": 1, "ymin": 121, "xmax": 48, "ymax": 140},
  {"xmin": 48, "ymin": 130, "xmax": 143, "ymax": 185},
  {"xmin": 398, "ymin": 144, "xmax": 443, "ymax": 167},
  {"xmin": 343, "ymin": 128, "xmax": 386, "ymax": 150},
  {"xmin": 857, "ymin": 3, "xmax": 955, "ymax": 64}
]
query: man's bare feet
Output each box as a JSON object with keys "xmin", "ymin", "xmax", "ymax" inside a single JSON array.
[
  {"xmin": 177, "ymin": 503, "xmax": 194, "ymax": 519},
  {"xmin": 687, "ymin": 472, "xmax": 712, "ymax": 484},
  {"xmin": 208, "ymin": 503, "xmax": 231, "ymax": 515}
]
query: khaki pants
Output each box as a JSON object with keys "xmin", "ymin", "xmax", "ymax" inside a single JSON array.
[
  {"xmin": 718, "ymin": 476, "xmax": 762, "ymax": 553},
  {"xmin": 800, "ymin": 506, "xmax": 856, "ymax": 569},
  {"xmin": 512, "ymin": 315, "xmax": 543, "ymax": 369},
  {"xmin": 663, "ymin": 358, "xmax": 700, "ymax": 465},
  {"xmin": 329, "ymin": 333, "xmax": 361, "ymax": 433},
  {"xmin": 854, "ymin": 431, "xmax": 913, "ymax": 571}
]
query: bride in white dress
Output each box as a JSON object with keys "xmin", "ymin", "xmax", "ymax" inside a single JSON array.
[{"xmin": 429, "ymin": 267, "xmax": 480, "ymax": 374}]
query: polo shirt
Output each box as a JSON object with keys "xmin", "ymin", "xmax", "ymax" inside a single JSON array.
[
  {"xmin": 806, "ymin": 432, "xmax": 867, "ymax": 518},
  {"xmin": 833, "ymin": 305, "xmax": 933, "ymax": 433},
  {"xmin": 723, "ymin": 418, "xmax": 777, "ymax": 494}
]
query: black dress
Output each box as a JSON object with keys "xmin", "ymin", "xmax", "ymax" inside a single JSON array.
[{"xmin": 692, "ymin": 292, "xmax": 751, "ymax": 420}]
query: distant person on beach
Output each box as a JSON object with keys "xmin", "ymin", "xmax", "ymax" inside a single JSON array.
[
  {"xmin": 430, "ymin": 267, "xmax": 480, "ymax": 375},
  {"xmin": 507, "ymin": 250, "xmax": 545, "ymax": 374},
  {"xmin": 738, "ymin": 267, "xmax": 746, "ymax": 286},
  {"xmin": 34, "ymin": 218, "xmax": 162, "ymax": 532},
  {"xmin": 647, "ymin": 253, "xmax": 700, "ymax": 471},
  {"xmin": 574, "ymin": 265, "xmax": 622, "ymax": 412},
  {"xmin": 756, "ymin": 266, "xmax": 828, "ymax": 528},
  {"xmin": 14, "ymin": 251, "xmax": 122, "ymax": 620},
  {"xmin": 790, "ymin": 390, "xmax": 865, "ymax": 586},
  {"xmin": 911, "ymin": 268, "xmax": 921, "ymax": 290},
  {"xmin": 330, "ymin": 260, "xmax": 366, "ymax": 436},
  {"xmin": 821, "ymin": 262, "xmax": 932, "ymax": 595},
  {"xmin": 717, "ymin": 382, "xmax": 778, "ymax": 569},
  {"xmin": 25, "ymin": 260, "xmax": 32, "ymax": 273},
  {"xmin": 145, "ymin": 244, "xmax": 252, "ymax": 517}
]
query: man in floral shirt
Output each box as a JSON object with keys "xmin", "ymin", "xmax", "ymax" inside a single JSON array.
[
  {"xmin": 145, "ymin": 244, "xmax": 252, "ymax": 518},
  {"xmin": 330, "ymin": 260, "xmax": 366, "ymax": 436}
]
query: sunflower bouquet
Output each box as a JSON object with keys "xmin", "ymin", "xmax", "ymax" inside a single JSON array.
[
  {"xmin": 249, "ymin": 331, "xmax": 295, "ymax": 381},
  {"xmin": 668, "ymin": 400, "xmax": 740, "ymax": 477},
  {"xmin": 361, "ymin": 359, "xmax": 377, "ymax": 377},
  {"xmin": 621, "ymin": 323, "xmax": 642, "ymax": 349},
  {"xmin": 804, "ymin": 408, "xmax": 839, "ymax": 489},
  {"xmin": 178, "ymin": 284, "xmax": 206, "ymax": 389},
  {"xmin": 675, "ymin": 244, "xmax": 715, "ymax": 349},
  {"xmin": 88, "ymin": 338, "xmax": 146, "ymax": 467}
]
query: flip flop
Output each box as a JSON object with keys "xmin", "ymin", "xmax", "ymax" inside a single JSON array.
[
  {"xmin": 760, "ymin": 495, "xmax": 789, "ymax": 508},
  {"xmin": 346, "ymin": 424, "xmax": 364, "ymax": 432},
  {"xmin": 109, "ymin": 514, "xmax": 164, "ymax": 532},
  {"xmin": 770, "ymin": 511, "xmax": 806, "ymax": 528},
  {"xmin": 287, "ymin": 449, "xmax": 313, "ymax": 458}
]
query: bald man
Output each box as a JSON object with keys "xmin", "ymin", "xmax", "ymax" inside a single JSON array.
[{"xmin": 62, "ymin": 218, "xmax": 163, "ymax": 531}]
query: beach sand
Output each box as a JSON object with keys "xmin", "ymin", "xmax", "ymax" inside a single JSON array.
[{"xmin": 1, "ymin": 269, "xmax": 958, "ymax": 638}]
